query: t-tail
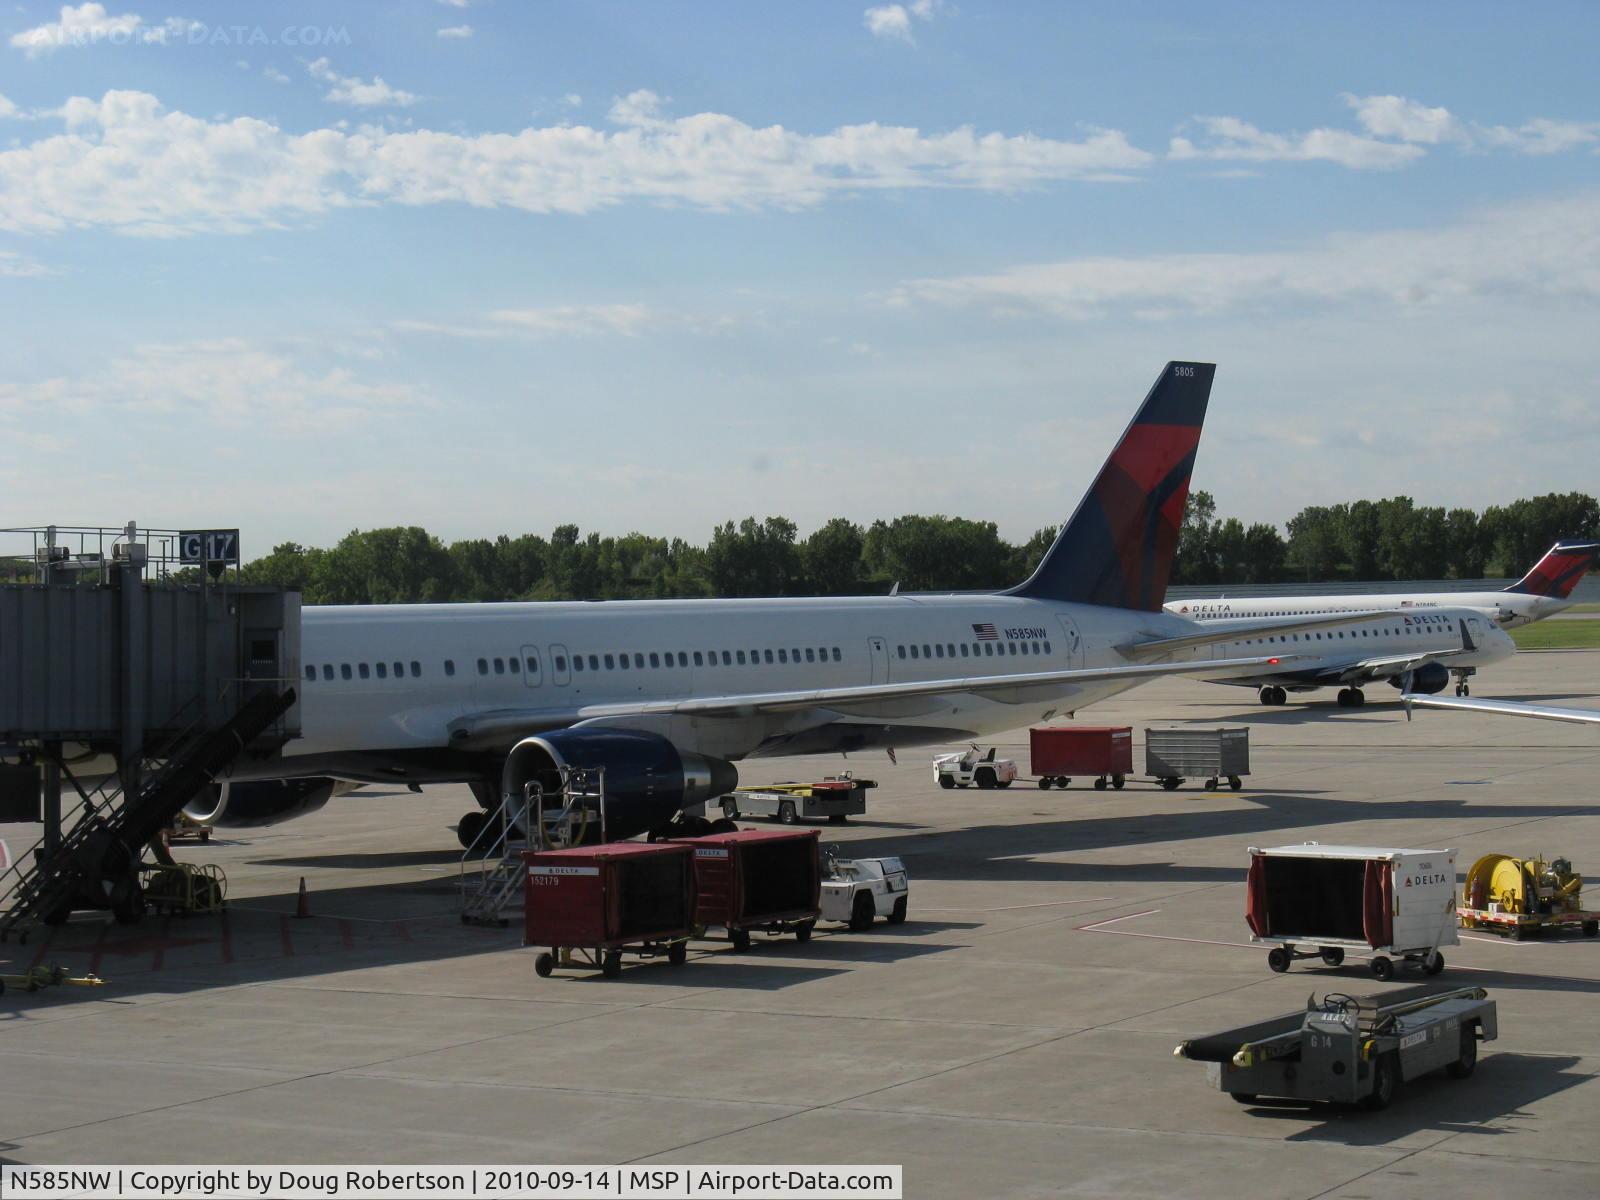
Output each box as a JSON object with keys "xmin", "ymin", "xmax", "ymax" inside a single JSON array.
[
  {"xmin": 1504, "ymin": 539, "xmax": 1600, "ymax": 598},
  {"xmin": 1007, "ymin": 361, "xmax": 1214, "ymax": 612}
]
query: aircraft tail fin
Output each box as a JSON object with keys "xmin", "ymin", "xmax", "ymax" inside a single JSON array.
[
  {"xmin": 1504, "ymin": 539, "xmax": 1600, "ymax": 598},
  {"xmin": 1007, "ymin": 361, "xmax": 1214, "ymax": 611}
]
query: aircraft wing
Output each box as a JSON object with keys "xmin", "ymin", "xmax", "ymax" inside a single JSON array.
[
  {"xmin": 1404, "ymin": 693, "xmax": 1600, "ymax": 726},
  {"xmin": 448, "ymin": 653, "xmax": 1295, "ymax": 748},
  {"xmin": 1116, "ymin": 611, "xmax": 1391, "ymax": 658}
]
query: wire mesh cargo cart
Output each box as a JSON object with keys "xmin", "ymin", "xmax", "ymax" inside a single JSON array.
[
  {"xmin": 523, "ymin": 842, "xmax": 696, "ymax": 978},
  {"xmin": 1175, "ymin": 985, "xmax": 1497, "ymax": 1111},
  {"xmin": 1030, "ymin": 726, "xmax": 1132, "ymax": 790},
  {"xmin": 676, "ymin": 829, "xmax": 820, "ymax": 949},
  {"xmin": 1246, "ymin": 843, "xmax": 1458, "ymax": 980},
  {"xmin": 1145, "ymin": 726, "xmax": 1249, "ymax": 791}
]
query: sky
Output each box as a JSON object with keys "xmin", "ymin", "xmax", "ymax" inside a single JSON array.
[{"xmin": 2, "ymin": 2, "xmax": 1598, "ymax": 560}]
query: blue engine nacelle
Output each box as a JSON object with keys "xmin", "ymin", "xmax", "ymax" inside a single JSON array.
[
  {"xmin": 183, "ymin": 778, "xmax": 337, "ymax": 828},
  {"xmin": 1386, "ymin": 662, "xmax": 1450, "ymax": 694},
  {"xmin": 504, "ymin": 728, "xmax": 738, "ymax": 841}
]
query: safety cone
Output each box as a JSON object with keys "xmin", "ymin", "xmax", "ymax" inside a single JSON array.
[{"xmin": 293, "ymin": 876, "xmax": 312, "ymax": 919}]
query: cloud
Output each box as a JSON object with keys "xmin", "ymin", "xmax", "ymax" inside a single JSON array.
[
  {"xmin": 864, "ymin": 0, "xmax": 937, "ymax": 42},
  {"xmin": 306, "ymin": 57, "xmax": 419, "ymax": 108},
  {"xmin": 1346, "ymin": 94, "xmax": 1464, "ymax": 145},
  {"xmin": 393, "ymin": 303, "xmax": 723, "ymax": 340},
  {"xmin": 0, "ymin": 249, "xmax": 50, "ymax": 277},
  {"xmin": 9, "ymin": 4, "xmax": 199, "ymax": 56},
  {"xmin": 263, "ymin": 65, "xmax": 289, "ymax": 84},
  {"xmin": 436, "ymin": 25, "xmax": 472, "ymax": 39},
  {"xmin": 892, "ymin": 191, "xmax": 1600, "ymax": 319},
  {"xmin": 0, "ymin": 88, "xmax": 1152, "ymax": 236},
  {"xmin": 0, "ymin": 93, "xmax": 16, "ymax": 119},
  {"xmin": 437, "ymin": 0, "xmax": 470, "ymax": 7},
  {"xmin": 1170, "ymin": 115, "xmax": 1424, "ymax": 170},
  {"xmin": 0, "ymin": 338, "xmax": 428, "ymax": 433}
]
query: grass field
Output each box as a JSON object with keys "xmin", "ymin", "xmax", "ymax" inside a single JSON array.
[
  {"xmin": 1567, "ymin": 603, "xmax": 1600, "ymax": 614},
  {"xmin": 1512, "ymin": 620, "xmax": 1600, "ymax": 650}
]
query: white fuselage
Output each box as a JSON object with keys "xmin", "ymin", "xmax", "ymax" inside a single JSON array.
[{"xmin": 1166, "ymin": 591, "xmax": 1565, "ymax": 629}]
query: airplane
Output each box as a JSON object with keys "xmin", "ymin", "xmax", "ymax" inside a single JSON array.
[
  {"xmin": 187, "ymin": 361, "xmax": 1476, "ymax": 847},
  {"xmin": 1166, "ymin": 539, "xmax": 1597, "ymax": 704},
  {"xmin": 1403, "ymin": 690, "xmax": 1600, "ymax": 727}
]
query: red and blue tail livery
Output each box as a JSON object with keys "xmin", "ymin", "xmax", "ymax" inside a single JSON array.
[
  {"xmin": 1009, "ymin": 361, "xmax": 1214, "ymax": 612},
  {"xmin": 1505, "ymin": 540, "xmax": 1600, "ymax": 598}
]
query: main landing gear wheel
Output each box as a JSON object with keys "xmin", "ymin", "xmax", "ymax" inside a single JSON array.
[
  {"xmin": 1336, "ymin": 688, "xmax": 1366, "ymax": 708},
  {"xmin": 456, "ymin": 810, "xmax": 487, "ymax": 850},
  {"xmin": 1455, "ymin": 683, "xmax": 1472, "ymax": 696},
  {"xmin": 709, "ymin": 817, "xmax": 739, "ymax": 834}
]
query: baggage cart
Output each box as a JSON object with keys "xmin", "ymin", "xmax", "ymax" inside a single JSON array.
[
  {"xmin": 1175, "ymin": 985, "xmax": 1497, "ymax": 1111},
  {"xmin": 523, "ymin": 842, "xmax": 695, "ymax": 978},
  {"xmin": 1145, "ymin": 726, "xmax": 1250, "ymax": 790},
  {"xmin": 1030, "ymin": 726, "xmax": 1132, "ymax": 790},
  {"xmin": 1246, "ymin": 843, "xmax": 1458, "ymax": 980},
  {"xmin": 676, "ymin": 829, "xmax": 820, "ymax": 949},
  {"xmin": 719, "ymin": 774, "xmax": 874, "ymax": 824}
]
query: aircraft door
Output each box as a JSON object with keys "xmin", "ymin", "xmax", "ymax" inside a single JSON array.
[
  {"xmin": 520, "ymin": 644, "xmax": 543, "ymax": 688},
  {"xmin": 867, "ymin": 636, "xmax": 889, "ymax": 684},
  {"xmin": 1056, "ymin": 615, "xmax": 1084, "ymax": 670},
  {"xmin": 550, "ymin": 643, "xmax": 571, "ymax": 686}
]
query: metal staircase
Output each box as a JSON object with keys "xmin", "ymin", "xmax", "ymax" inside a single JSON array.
[{"xmin": 0, "ymin": 687, "xmax": 296, "ymax": 942}]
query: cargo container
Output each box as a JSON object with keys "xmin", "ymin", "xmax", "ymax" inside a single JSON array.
[
  {"xmin": 1029, "ymin": 726, "xmax": 1133, "ymax": 790},
  {"xmin": 677, "ymin": 829, "xmax": 820, "ymax": 949},
  {"xmin": 1246, "ymin": 843, "xmax": 1459, "ymax": 980},
  {"xmin": 1146, "ymin": 726, "xmax": 1250, "ymax": 790},
  {"xmin": 523, "ymin": 842, "xmax": 696, "ymax": 978}
]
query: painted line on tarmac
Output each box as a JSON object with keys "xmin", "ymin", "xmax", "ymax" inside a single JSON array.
[
  {"xmin": 920, "ymin": 897, "xmax": 1113, "ymax": 913},
  {"xmin": 1077, "ymin": 908, "xmax": 1260, "ymax": 950}
]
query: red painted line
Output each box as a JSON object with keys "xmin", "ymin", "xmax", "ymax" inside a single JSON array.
[
  {"xmin": 150, "ymin": 916, "xmax": 171, "ymax": 972},
  {"xmin": 339, "ymin": 919, "xmax": 354, "ymax": 951},
  {"xmin": 279, "ymin": 915, "xmax": 295, "ymax": 958},
  {"xmin": 220, "ymin": 909, "xmax": 234, "ymax": 964},
  {"xmin": 88, "ymin": 921, "xmax": 109, "ymax": 976}
]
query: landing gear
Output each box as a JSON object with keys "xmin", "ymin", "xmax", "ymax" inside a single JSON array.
[
  {"xmin": 1452, "ymin": 669, "xmax": 1475, "ymax": 697},
  {"xmin": 1258, "ymin": 685, "xmax": 1287, "ymax": 706},
  {"xmin": 1336, "ymin": 687, "xmax": 1366, "ymax": 708},
  {"xmin": 456, "ymin": 810, "xmax": 487, "ymax": 850}
]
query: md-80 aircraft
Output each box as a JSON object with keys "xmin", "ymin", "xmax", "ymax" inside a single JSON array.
[{"xmin": 193, "ymin": 362, "xmax": 1494, "ymax": 845}]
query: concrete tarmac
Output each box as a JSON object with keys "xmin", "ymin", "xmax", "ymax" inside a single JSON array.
[{"xmin": 4, "ymin": 652, "xmax": 1600, "ymax": 1197}]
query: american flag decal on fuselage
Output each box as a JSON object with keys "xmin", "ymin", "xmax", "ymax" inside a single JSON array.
[{"xmin": 972, "ymin": 623, "xmax": 998, "ymax": 640}]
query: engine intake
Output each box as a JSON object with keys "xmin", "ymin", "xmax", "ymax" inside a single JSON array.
[
  {"xmin": 184, "ymin": 778, "xmax": 338, "ymax": 828},
  {"xmin": 1387, "ymin": 662, "xmax": 1450, "ymax": 694}
]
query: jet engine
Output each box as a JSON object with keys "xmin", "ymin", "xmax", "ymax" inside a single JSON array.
[
  {"xmin": 183, "ymin": 778, "xmax": 339, "ymax": 828},
  {"xmin": 1386, "ymin": 662, "xmax": 1450, "ymax": 694},
  {"xmin": 483, "ymin": 728, "xmax": 738, "ymax": 845}
]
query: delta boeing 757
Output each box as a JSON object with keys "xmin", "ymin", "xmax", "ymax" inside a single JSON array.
[{"xmin": 193, "ymin": 362, "xmax": 1495, "ymax": 844}]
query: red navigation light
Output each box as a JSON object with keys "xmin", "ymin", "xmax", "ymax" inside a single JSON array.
[{"xmin": 1267, "ymin": 657, "xmax": 1281, "ymax": 665}]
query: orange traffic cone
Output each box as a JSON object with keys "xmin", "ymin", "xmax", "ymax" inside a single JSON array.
[{"xmin": 293, "ymin": 876, "xmax": 312, "ymax": 919}]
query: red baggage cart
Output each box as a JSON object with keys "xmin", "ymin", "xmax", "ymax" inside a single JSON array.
[
  {"xmin": 523, "ymin": 842, "xmax": 695, "ymax": 978},
  {"xmin": 1030, "ymin": 726, "xmax": 1133, "ymax": 790},
  {"xmin": 675, "ymin": 829, "xmax": 821, "ymax": 950}
]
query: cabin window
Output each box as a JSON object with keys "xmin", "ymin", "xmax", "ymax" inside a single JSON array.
[
  {"xmin": 573, "ymin": 656, "xmax": 586, "ymax": 672},
  {"xmin": 1043, "ymin": 641, "xmax": 1052, "ymax": 654},
  {"xmin": 444, "ymin": 659, "xmax": 456, "ymax": 676},
  {"xmin": 910, "ymin": 645, "xmax": 919, "ymax": 659},
  {"xmin": 304, "ymin": 665, "xmax": 315, "ymax": 681},
  {"xmin": 649, "ymin": 652, "xmax": 660, "ymax": 668},
  {"xmin": 764, "ymin": 649, "xmax": 774, "ymax": 664},
  {"xmin": 897, "ymin": 646, "xmax": 906, "ymax": 659},
  {"xmin": 779, "ymin": 649, "xmax": 789, "ymax": 663},
  {"xmin": 356, "ymin": 663, "xmax": 369, "ymax": 679},
  {"xmin": 678, "ymin": 652, "xmax": 689, "ymax": 667},
  {"xmin": 619, "ymin": 653, "xmax": 630, "ymax": 670},
  {"xmin": 833, "ymin": 648, "xmax": 842, "ymax": 662},
  {"xmin": 341, "ymin": 664, "xmax": 353, "ymax": 680},
  {"xmin": 525, "ymin": 655, "xmax": 538, "ymax": 672},
  {"xmin": 934, "ymin": 644, "xmax": 944, "ymax": 658},
  {"xmin": 476, "ymin": 658, "xmax": 488, "ymax": 674},
  {"xmin": 959, "ymin": 645, "xmax": 969, "ymax": 657},
  {"xmin": 375, "ymin": 662, "xmax": 387, "ymax": 679},
  {"xmin": 321, "ymin": 664, "xmax": 334, "ymax": 680},
  {"xmin": 722, "ymin": 650, "xmax": 732, "ymax": 665}
]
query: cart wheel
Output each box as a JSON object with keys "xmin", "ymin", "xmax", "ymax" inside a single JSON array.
[
  {"xmin": 1160, "ymin": 777, "xmax": 1179, "ymax": 791},
  {"xmin": 1229, "ymin": 1093, "xmax": 1257, "ymax": 1105},
  {"xmin": 1112, "ymin": 775, "xmax": 1125, "ymax": 790},
  {"xmin": 1319, "ymin": 947, "xmax": 1345, "ymax": 967},
  {"xmin": 975, "ymin": 768, "xmax": 996, "ymax": 790},
  {"xmin": 1583, "ymin": 921, "xmax": 1598, "ymax": 938},
  {"xmin": 1370, "ymin": 955, "xmax": 1395, "ymax": 981},
  {"xmin": 1445, "ymin": 1023, "xmax": 1478, "ymax": 1078},
  {"xmin": 534, "ymin": 952, "xmax": 555, "ymax": 978},
  {"xmin": 795, "ymin": 921, "xmax": 814, "ymax": 943},
  {"xmin": 1266, "ymin": 947, "xmax": 1290, "ymax": 973},
  {"xmin": 668, "ymin": 941, "xmax": 687, "ymax": 966},
  {"xmin": 601, "ymin": 950, "xmax": 622, "ymax": 978},
  {"xmin": 849, "ymin": 890, "xmax": 875, "ymax": 931},
  {"xmin": 1424, "ymin": 950, "xmax": 1445, "ymax": 975},
  {"xmin": 1361, "ymin": 1052, "xmax": 1400, "ymax": 1111},
  {"xmin": 709, "ymin": 817, "xmax": 739, "ymax": 834},
  {"xmin": 888, "ymin": 896, "xmax": 908, "ymax": 925},
  {"xmin": 939, "ymin": 776, "xmax": 956, "ymax": 790},
  {"xmin": 731, "ymin": 928, "xmax": 752, "ymax": 952},
  {"xmin": 1205, "ymin": 777, "xmax": 1219, "ymax": 791},
  {"xmin": 778, "ymin": 800, "xmax": 797, "ymax": 825},
  {"xmin": 1093, "ymin": 777, "xmax": 1107, "ymax": 791},
  {"xmin": 1037, "ymin": 778, "xmax": 1051, "ymax": 790},
  {"xmin": 1508, "ymin": 925, "xmax": 1523, "ymax": 941},
  {"xmin": 1229, "ymin": 776, "xmax": 1243, "ymax": 791}
]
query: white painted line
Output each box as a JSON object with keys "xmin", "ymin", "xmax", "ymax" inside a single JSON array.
[{"xmin": 921, "ymin": 897, "xmax": 1114, "ymax": 914}]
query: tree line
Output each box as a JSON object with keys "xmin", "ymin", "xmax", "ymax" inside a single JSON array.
[{"xmin": 231, "ymin": 491, "xmax": 1597, "ymax": 604}]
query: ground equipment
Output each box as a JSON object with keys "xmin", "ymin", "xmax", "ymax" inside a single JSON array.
[
  {"xmin": 675, "ymin": 829, "xmax": 820, "ymax": 949},
  {"xmin": 719, "ymin": 774, "xmax": 874, "ymax": 825},
  {"xmin": 1145, "ymin": 726, "xmax": 1249, "ymax": 791},
  {"xmin": 1458, "ymin": 853, "xmax": 1600, "ymax": 939},
  {"xmin": 523, "ymin": 841, "xmax": 695, "ymax": 978},
  {"xmin": 1029, "ymin": 725, "xmax": 1132, "ymax": 790},
  {"xmin": 819, "ymin": 848, "xmax": 909, "ymax": 930},
  {"xmin": 1175, "ymin": 985, "xmax": 1497, "ymax": 1110},
  {"xmin": 0, "ymin": 963, "xmax": 106, "ymax": 997},
  {"xmin": 933, "ymin": 747, "xmax": 1018, "ymax": 790},
  {"xmin": 1247, "ymin": 843, "xmax": 1459, "ymax": 979},
  {"xmin": 138, "ymin": 862, "xmax": 226, "ymax": 917}
]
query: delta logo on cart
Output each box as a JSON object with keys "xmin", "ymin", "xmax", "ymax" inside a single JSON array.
[{"xmin": 1404, "ymin": 872, "xmax": 1450, "ymax": 887}]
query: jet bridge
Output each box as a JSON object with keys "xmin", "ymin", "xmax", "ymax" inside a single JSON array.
[{"xmin": 0, "ymin": 524, "xmax": 300, "ymax": 938}]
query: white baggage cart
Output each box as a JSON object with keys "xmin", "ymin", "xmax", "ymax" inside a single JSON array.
[{"xmin": 1246, "ymin": 843, "xmax": 1458, "ymax": 980}]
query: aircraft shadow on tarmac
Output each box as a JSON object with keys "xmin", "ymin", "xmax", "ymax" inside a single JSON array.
[{"xmin": 1240, "ymin": 1052, "xmax": 1587, "ymax": 1146}]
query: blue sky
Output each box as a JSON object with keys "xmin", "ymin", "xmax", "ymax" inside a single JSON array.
[{"xmin": 3, "ymin": 2, "xmax": 1598, "ymax": 558}]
